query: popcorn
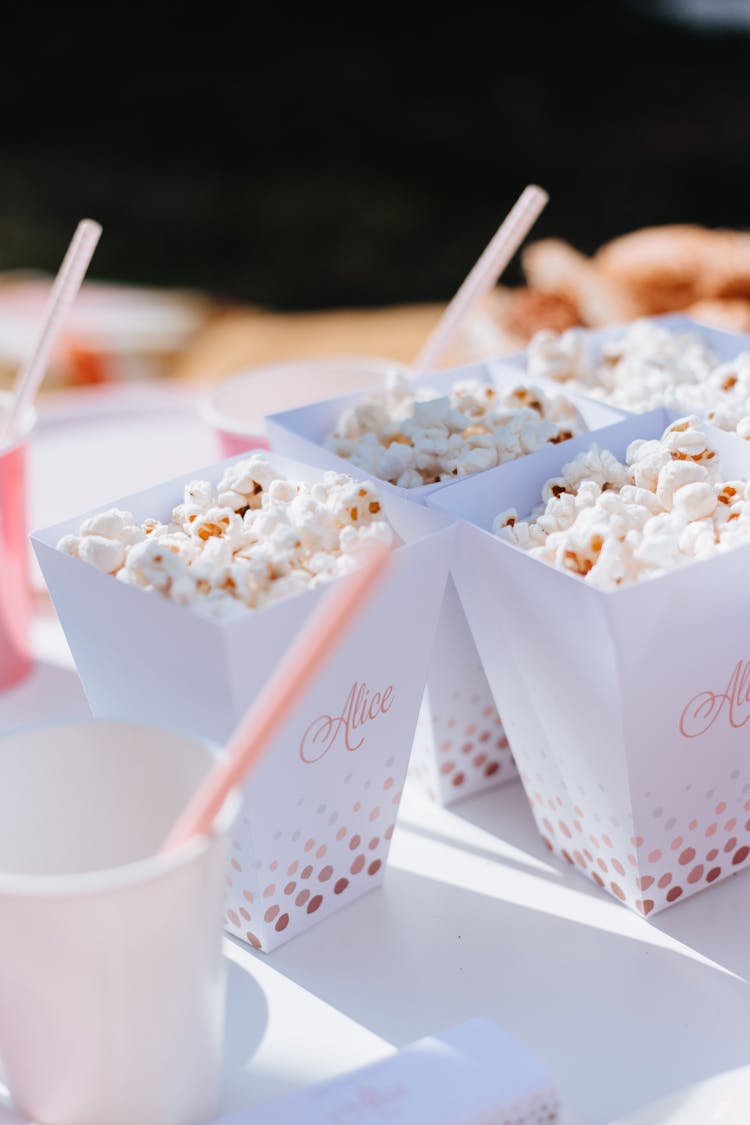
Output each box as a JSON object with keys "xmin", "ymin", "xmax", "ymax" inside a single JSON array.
[
  {"xmin": 77, "ymin": 535, "xmax": 125, "ymax": 575},
  {"xmin": 396, "ymin": 468, "xmax": 423, "ymax": 489},
  {"xmin": 491, "ymin": 508, "xmax": 518, "ymax": 535},
  {"xmin": 339, "ymin": 519, "xmax": 394, "ymax": 557},
  {"xmin": 80, "ymin": 508, "xmax": 136, "ymax": 541},
  {"xmin": 499, "ymin": 418, "xmax": 750, "ymax": 589},
  {"xmin": 528, "ymin": 328, "xmax": 591, "ymax": 384},
  {"xmin": 184, "ymin": 480, "xmax": 216, "ymax": 509},
  {"xmin": 672, "ymin": 481, "xmax": 716, "ymax": 521},
  {"xmin": 528, "ymin": 321, "xmax": 750, "ymax": 442},
  {"xmin": 186, "ymin": 508, "xmax": 245, "ymax": 550},
  {"xmin": 143, "ymin": 519, "xmax": 170, "ymax": 538},
  {"xmin": 326, "ymin": 480, "xmax": 385, "ymax": 527},
  {"xmin": 59, "ymin": 457, "xmax": 394, "ymax": 618},
  {"xmin": 217, "ymin": 455, "xmax": 283, "ymax": 512},
  {"xmin": 324, "ymin": 371, "xmax": 582, "ymax": 487},
  {"xmin": 57, "ymin": 534, "xmax": 81, "ymax": 558},
  {"xmin": 654, "ymin": 460, "xmax": 708, "ymax": 508},
  {"xmin": 124, "ymin": 538, "xmax": 186, "ymax": 591}
]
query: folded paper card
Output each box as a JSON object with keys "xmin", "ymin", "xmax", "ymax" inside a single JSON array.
[
  {"xmin": 267, "ymin": 360, "xmax": 622, "ymax": 806},
  {"xmin": 32, "ymin": 453, "xmax": 453, "ymax": 951},
  {"xmin": 211, "ymin": 1017, "xmax": 560, "ymax": 1125},
  {"xmin": 429, "ymin": 409, "xmax": 750, "ymax": 914}
]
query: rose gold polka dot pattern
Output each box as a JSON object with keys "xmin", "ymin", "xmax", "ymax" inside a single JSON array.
[
  {"xmin": 519, "ymin": 759, "xmax": 750, "ymax": 915},
  {"xmin": 220, "ymin": 642, "xmax": 430, "ymax": 956},
  {"xmin": 222, "ymin": 753, "xmax": 402, "ymax": 952},
  {"xmin": 408, "ymin": 679, "xmax": 516, "ymax": 806}
]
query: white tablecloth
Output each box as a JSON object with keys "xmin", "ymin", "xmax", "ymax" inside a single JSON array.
[{"xmin": 1, "ymin": 615, "xmax": 749, "ymax": 1124}]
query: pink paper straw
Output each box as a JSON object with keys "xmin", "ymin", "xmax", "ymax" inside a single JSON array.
[
  {"xmin": 161, "ymin": 542, "xmax": 391, "ymax": 854},
  {"xmin": 1, "ymin": 219, "xmax": 102, "ymax": 445},
  {"xmin": 413, "ymin": 184, "xmax": 548, "ymax": 374}
]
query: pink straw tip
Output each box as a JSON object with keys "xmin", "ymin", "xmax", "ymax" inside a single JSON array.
[
  {"xmin": 413, "ymin": 184, "xmax": 549, "ymax": 373},
  {"xmin": 2, "ymin": 218, "xmax": 102, "ymax": 444}
]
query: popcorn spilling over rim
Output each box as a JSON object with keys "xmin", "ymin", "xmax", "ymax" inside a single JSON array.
[
  {"xmin": 57, "ymin": 456, "xmax": 393, "ymax": 619},
  {"xmin": 495, "ymin": 416, "xmax": 750, "ymax": 590},
  {"xmin": 528, "ymin": 319, "xmax": 750, "ymax": 436},
  {"xmin": 325, "ymin": 371, "xmax": 582, "ymax": 488}
]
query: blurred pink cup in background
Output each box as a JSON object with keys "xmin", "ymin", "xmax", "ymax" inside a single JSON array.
[
  {"xmin": 0, "ymin": 391, "xmax": 35, "ymax": 690},
  {"xmin": 199, "ymin": 354, "xmax": 402, "ymax": 457}
]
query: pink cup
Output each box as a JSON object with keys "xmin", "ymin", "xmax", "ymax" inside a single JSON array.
[
  {"xmin": 0, "ymin": 394, "xmax": 34, "ymax": 690},
  {"xmin": 199, "ymin": 355, "xmax": 403, "ymax": 458}
]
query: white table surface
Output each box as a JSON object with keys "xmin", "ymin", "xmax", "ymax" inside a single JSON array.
[
  {"xmin": 2, "ymin": 613, "xmax": 749, "ymax": 1125},
  {"xmin": 4, "ymin": 387, "xmax": 749, "ymax": 1125}
]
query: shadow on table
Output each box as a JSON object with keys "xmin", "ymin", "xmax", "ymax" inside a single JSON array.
[
  {"xmin": 648, "ymin": 865, "xmax": 750, "ymax": 984},
  {"xmin": 221, "ymin": 957, "xmax": 270, "ymax": 1095},
  {"xmin": 401, "ymin": 780, "xmax": 607, "ymax": 899},
  {"xmin": 0, "ymin": 659, "xmax": 90, "ymax": 733},
  {"xmin": 448, "ymin": 779, "xmax": 551, "ymax": 852},
  {"xmin": 262, "ymin": 855, "xmax": 750, "ymax": 1125},
  {"xmin": 449, "ymin": 778, "xmax": 750, "ymax": 985}
]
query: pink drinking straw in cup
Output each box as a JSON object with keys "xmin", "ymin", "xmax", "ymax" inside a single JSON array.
[
  {"xmin": 200, "ymin": 188, "xmax": 548, "ymax": 460},
  {"xmin": 0, "ymin": 393, "xmax": 35, "ymax": 690},
  {"xmin": 413, "ymin": 185, "xmax": 549, "ymax": 374},
  {"xmin": 0, "ymin": 218, "xmax": 101, "ymax": 691}
]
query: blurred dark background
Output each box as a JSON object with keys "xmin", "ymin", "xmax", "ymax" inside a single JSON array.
[{"xmin": 2, "ymin": 0, "xmax": 750, "ymax": 309}]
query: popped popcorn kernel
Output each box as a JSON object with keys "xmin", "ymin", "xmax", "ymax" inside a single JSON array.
[
  {"xmin": 59, "ymin": 456, "xmax": 393, "ymax": 618},
  {"xmin": 324, "ymin": 374, "xmax": 582, "ymax": 487},
  {"xmin": 497, "ymin": 418, "xmax": 750, "ymax": 589},
  {"xmin": 80, "ymin": 509, "xmax": 135, "ymax": 541},
  {"xmin": 78, "ymin": 535, "xmax": 125, "ymax": 574},
  {"xmin": 527, "ymin": 320, "xmax": 750, "ymax": 442}
]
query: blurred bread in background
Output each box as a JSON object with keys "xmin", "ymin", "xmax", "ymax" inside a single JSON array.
[
  {"xmin": 18, "ymin": 223, "xmax": 750, "ymax": 394},
  {"xmin": 177, "ymin": 225, "xmax": 750, "ymax": 385},
  {"xmin": 489, "ymin": 224, "xmax": 750, "ymax": 350}
]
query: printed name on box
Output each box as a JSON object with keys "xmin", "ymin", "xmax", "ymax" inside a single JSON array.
[
  {"xmin": 680, "ymin": 659, "xmax": 750, "ymax": 738},
  {"xmin": 300, "ymin": 681, "xmax": 395, "ymax": 763}
]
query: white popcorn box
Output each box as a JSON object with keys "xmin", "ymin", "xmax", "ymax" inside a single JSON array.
[
  {"xmin": 267, "ymin": 361, "xmax": 622, "ymax": 805},
  {"xmin": 31, "ymin": 453, "xmax": 454, "ymax": 952},
  {"xmin": 493, "ymin": 313, "xmax": 750, "ymax": 408},
  {"xmin": 428, "ymin": 408, "xmax": 750, "ymax": 915}
]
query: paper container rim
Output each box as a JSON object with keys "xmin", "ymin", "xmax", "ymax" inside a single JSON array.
[
  {"xmin": 265, "ymin": 364, "xmax": 490, "ymax": 502},
  {"xmin": 495, "ymin": 313, "xmax": 750, "ymax": 419},
  {"xmin": 428, "ymin": 407, "xmax": 750, "ymax": 605},
  {"xmin": 0, "ymin": 717, "xmax": 241, "ymax": 900},
  {"xmin": 266, "ymin": 364, "xmax": 625, "ymax": 504},
  {"xmin": 30, "ymin": 448, "xmax": 435, "ymax": 631}
]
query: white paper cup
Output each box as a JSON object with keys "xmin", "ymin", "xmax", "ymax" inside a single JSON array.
[
  {"xmin": 200, "ymin": 355, "xmax": 403, "ymax": 458},
  {"xmin": 31, "ymin": 453, "xmax": 454, "ymax": 951},
  {"xmin": 429, "ymin": 409, "xmax": 750, "ymax": 915},
  {"xmin": 0, "ymin": 718, "xmax": 240, "ymax": 1125},
  {"xmin": 266, "ymin": 359, "xmax": 623, "ymax": 806}
]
